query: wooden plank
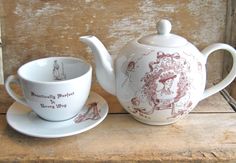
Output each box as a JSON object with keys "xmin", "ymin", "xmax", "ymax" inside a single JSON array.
[
  {"xmin": 224, "ymin": 0, "xmax": 236, "ymax": 98},
  {"xmin": 1, "ymin": 0, "xmax": 227, "ymax": 85},
  {"xmin": 0, "ymin": 113, "xmax": 236, "ymax": 162},
  {"xmin": 0, "ymin": 85, "xmax": 18, "ymax": 114},
  {"xmin": 0, "ymin": 84, "xmax": 234, "ymax": 114},
  {"xmin": 0, "ymin": 17, "xmax": 3, "ymax": 84},
  {"xmin": 0, "ymin": 0, "xmax": 3, "ymax": 84},
  {"xmin": 192, "ymin": 92, "xmax": 234, "ymax": 113}
]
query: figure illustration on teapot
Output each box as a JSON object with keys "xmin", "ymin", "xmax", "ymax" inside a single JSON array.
[{"xmin": 121, "ymin": 51, "xmax": 193, "ymax": 119}]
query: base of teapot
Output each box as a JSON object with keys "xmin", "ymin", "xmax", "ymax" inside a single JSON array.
[{"xmin": 132, "ymin": 116, "xmax": 179, "ymax": 126}]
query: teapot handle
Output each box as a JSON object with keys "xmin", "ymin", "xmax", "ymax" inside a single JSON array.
[{"xmin": 200, "ymin": 43, "xmax": 236, "ymax": 100}]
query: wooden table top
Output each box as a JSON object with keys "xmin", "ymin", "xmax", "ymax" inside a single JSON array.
[{"xmin": 0, "ymin": 84, "xmax": 236, "ymax": 162}]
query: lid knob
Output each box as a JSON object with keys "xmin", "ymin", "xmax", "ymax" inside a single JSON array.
[
  {"xmin": 138, "ymin": 19, "xmax": 187, "ymax": 47},
  {"xmin": 157, "ymin": 19, "xmax": 172, "ymax": 35}
]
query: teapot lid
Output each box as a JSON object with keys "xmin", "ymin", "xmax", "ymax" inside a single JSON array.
[{"xmin": 138, "ymin": 19, "xmax": 188, "ymax": 47}]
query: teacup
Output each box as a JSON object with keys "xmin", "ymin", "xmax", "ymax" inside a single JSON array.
[{"xmin": 5, "ymin": 57, "xmax": 92, "ymax": 121}]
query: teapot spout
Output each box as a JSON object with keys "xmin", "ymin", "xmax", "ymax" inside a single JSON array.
[{"xmin": 80, "ymin": 35, "xmax": 116, "ymax": 95}]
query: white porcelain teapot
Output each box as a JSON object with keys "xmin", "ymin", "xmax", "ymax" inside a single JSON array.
[{"xmin": 80, "ymin": 19, "xmax": 236, "ymax": 125}]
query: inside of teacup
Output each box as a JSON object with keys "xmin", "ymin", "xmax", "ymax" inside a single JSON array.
[{"xmin": 18, "ymin": 57, "xmax": 91, "ymax": 82}]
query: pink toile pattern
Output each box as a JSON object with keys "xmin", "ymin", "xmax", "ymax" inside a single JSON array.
[{"xmin": 122, "ymin": 51, "xmax": 200, "ymax": 120}]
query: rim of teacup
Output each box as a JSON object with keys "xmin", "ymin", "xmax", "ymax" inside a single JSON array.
[{"xmin": 17, "ymin": 57, "xmax": 92, "ymax": 84}]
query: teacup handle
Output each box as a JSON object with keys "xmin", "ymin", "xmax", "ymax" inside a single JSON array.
[
  {"xmin": 200, "ymin": 43, "xmax": 236, "ymax": 100},
  {"xmin": 5, "ymin": 75, "xmax": 28, "ymax": 106}
]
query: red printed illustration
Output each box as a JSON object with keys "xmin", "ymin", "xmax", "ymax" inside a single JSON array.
[
  {"xmin": 121, "ymin": 50, "xmax": 154, "ymax": 87},
  {"xmin": 74, "ymin": 102, "xmax": 101, "ymax": 123},
  {"xmin": 122, "ymin": 51, "xmax": 193, "ymax": 119}
]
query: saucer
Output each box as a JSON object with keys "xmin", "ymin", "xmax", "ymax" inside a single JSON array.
[{"xmin": 6, "ymin": 92, "xmax": 108, "ymax": 138}]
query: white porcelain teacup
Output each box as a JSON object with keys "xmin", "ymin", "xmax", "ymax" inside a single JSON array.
[{"xmin": 5, "ymin": 57, "xmax": 92, "ymax": 121}]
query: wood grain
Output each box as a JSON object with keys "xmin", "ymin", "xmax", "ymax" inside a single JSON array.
[
  {"xmin": 0, "ymin": 19, "xmax": 3, "ymax": 84},
  {"xmin": 224, "ymin": 0, "xmax": 236, "ymax": 99},
  {"xmin": 0, "ymin": 113, "xmax": 236, "ymax": 162},
  {"xmin": 0, "ymin": 0, "xmax": 3, "ymax": 84},
  {"xmin": 1, "ymin": 0, "xmax": 227, "ymax": 85}
]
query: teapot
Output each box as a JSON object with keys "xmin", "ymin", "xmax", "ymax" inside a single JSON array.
[{"xmin": 80, "ymin": 19, "xmax": 236, "ymax": 125}]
